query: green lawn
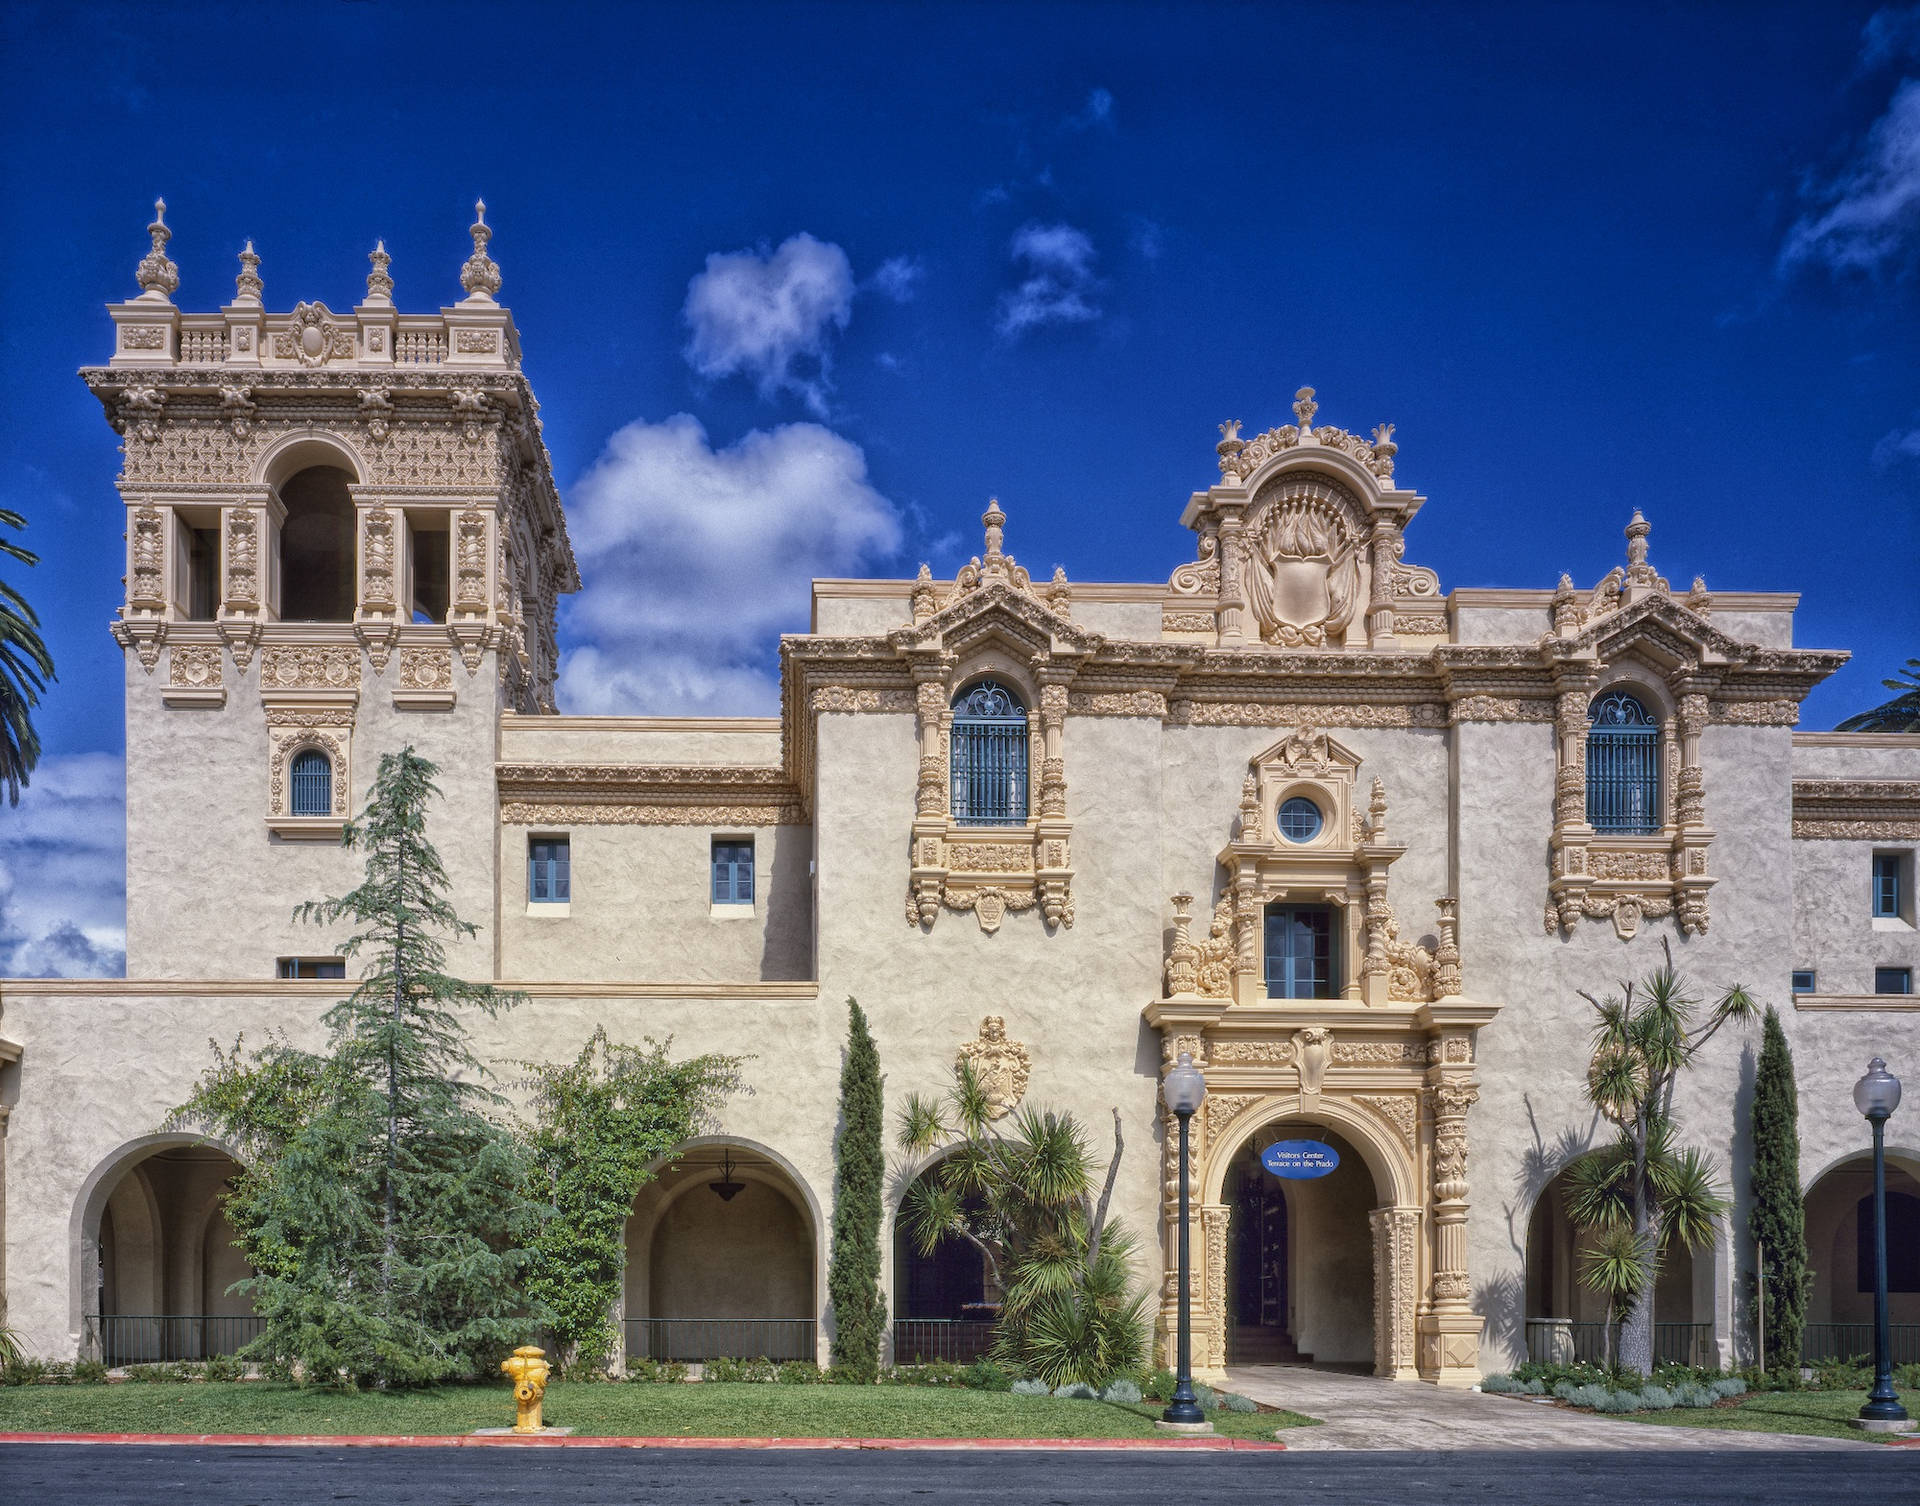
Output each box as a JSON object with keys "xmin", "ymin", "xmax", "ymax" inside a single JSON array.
[
  {"xmin": 1616, "ymin": 1389, "xmax": 1915, "ymax": 1445},
  {"xmin": 0, "ymin": 1381, "xmax": 1315, "ymax": 1441}
]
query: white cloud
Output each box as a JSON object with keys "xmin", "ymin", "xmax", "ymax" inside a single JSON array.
[
  {"xmin": 1872, "ymin": 424, "xmax": 1920, "ymax": 467},
  {"xmin": 1067, "ymin": 88, "xmax": 1116, "ymax": 132},
  {"xmin": 996, "ymin": 223, "xmax": 1102, "ymax": 337},
  {"xmin": 1780, "ymin": 75, "xmax": 1920, "ymax": 277},
  {"xmin": 870, "ymin": 256, "xmax": 923, "ymax": 303},
  {"xmin": 0, "ymin": 751, "xmax": 125, "ymax": 978},
  {"xmin": 1863, "ymin": 5, "xmax": 1920, "ymax": 69},
  {"xmin": 557, "ymin": 414, "xmax": 903, "ymax": 715},
  {"xmin": 683, "ymin": 233, "xmax": 856, "ymax": 414}
]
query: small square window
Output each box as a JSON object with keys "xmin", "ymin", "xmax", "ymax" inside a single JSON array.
[
  {"xmin": 1873, "ymin": 853, "xmax": 1908, "ymax": 920},
  {"xmin": 1875, "ymin": 967, "xmax": 1913, "ymax": 996},
  {"xmin": 713, "ymin": 839, "xmax": 754, "ymax": 905},
  {"xmin": 1791, "ymin": 970, "xmax": 1816, "ymax": 995},
  {"xmin": 277, "ymin": 957, "xmax": 345, "ymax": 980},
  {"xmin": 529, "ymin": 836, "xmax": 570, "ymax": 903}
]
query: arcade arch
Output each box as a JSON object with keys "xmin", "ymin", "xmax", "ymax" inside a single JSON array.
[
  {"xmin": 624, "ymin": 1138, "xmax": 821, "ymax": 1364},
  {"xmin": 73, "ymin": 1135, "xmax": 255, "ymax": 1364}
]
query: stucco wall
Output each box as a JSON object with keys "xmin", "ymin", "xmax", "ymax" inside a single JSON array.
[
  {"xmin": 125, "ymin": 646, "xmax": 500, "ymax": 981},
  {"xmin": 498, "ymin": 822, "xmax": 813, "ymax": 982},
  {"xmin": 498, "ymin": 717, "xmax": 781, "ymax": 766}
]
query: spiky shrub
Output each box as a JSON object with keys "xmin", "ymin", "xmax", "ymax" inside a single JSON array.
[
  {"xmin": 897, "ymin": 1068, "xmax": 1148, "ymax": 1388},
  {"xmin": 171, "ymin": 748, "xmax": 541, "ymax": 1387},
  {"xmin": 1748, "ymin": 1005, "xmax": 1810, "ymax": 1368},
  {"xmin": 828, "ymin": 999, "xmax": 887, "ymax": 1382},
  {"xmin": 1569, "ymin": 939, "xmax": 1757, "ymax": 1378}
]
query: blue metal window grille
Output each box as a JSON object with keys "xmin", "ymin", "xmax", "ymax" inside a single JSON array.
[
  {"xmin": 951, "ymin": 680, "xmax": 1029, "ymax": 826},
  {"xmin": 1586, "ymin": 691, "xmax": 1660, "ymax": 834},
  {"xmin": 1265, "ymin": 904, "xmax": 1337, "ymax": 999},
  {"xmin": 529, "ymin": 837, "xmax": 570, "ymax": 903},
  {"xmin": 1277, "ymin": 797, "xmax": 1323, "ymax": 843},
  {"xmin": 712, "ymin": 840, "xmax": 754, "ymax": 904},
  {"xmin": 289, "ymin": 749, "xmax": 332, "ymax": 816},
  {"xmin": 1876, "ymin": 967, "xmax": 1913, "ymax": 996},
  {"xmin": 1791, "ymin": 969, "xmax": 1816, "ymax": 995},
  {"xmin": 1873, "ymin": 854, "xmax": 1903, "ymax": 918}
]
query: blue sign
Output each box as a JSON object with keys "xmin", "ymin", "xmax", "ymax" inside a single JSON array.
[{"xmin": 1261, "ymin": 1140, "xmax": 1340, "ymax": 1179}]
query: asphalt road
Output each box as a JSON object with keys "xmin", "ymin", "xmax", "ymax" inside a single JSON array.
[{"xmin": 1, "ymin": 1444, "xmax": 1912, "ymax": 1505}]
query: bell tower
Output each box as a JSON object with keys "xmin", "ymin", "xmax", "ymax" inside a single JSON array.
[{"xmin": 81, "ymin": 200, "xmax": 578, "ymax": 977}]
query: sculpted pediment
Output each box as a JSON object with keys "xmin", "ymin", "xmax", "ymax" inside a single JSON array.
[
  {"xmin": 897, "ymin": 499, "xmax": 1102, "ymax": 656},
  {"xmin": 1561, "ymin": 588, "xmax": 1746, "ymax": 670}
]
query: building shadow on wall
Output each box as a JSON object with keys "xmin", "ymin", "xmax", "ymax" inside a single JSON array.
[{"xmin": 1482, "ymin": 1092, "xmax": 1603, "ymax": 1362}]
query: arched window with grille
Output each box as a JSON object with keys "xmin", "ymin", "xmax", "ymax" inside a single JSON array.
[
  {"xmin": 1586, "ymin": 690, "xmax": 1660, "ymax": 834},
  {"xmin": 290, "ymin": 748, "xmax": 333, "ymax": 817},
  {"xmin": 950, "ymin": 679, "xmax": 1028, "ymax": 826}
]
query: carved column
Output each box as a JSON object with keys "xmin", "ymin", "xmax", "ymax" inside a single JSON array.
[
  {"xmin": 113, "ymin": 500, "xmax": 170, "ymax": 674},
  {"xmin": 1036, "ymin": 677, "xmax": 1073, "ymax": 928},
  {"xmin": 1671, "ymin": 687, "xmax": 1714, "ymax": 934},
  {"xmin": 1417, "ymin": 1070, "xmax": 1484, "ymax": 1386},
  {"xmin": 1366, "ymin": 520, "xmax": 1399, "ymax": 646},
  {"xmin": 1545, "ymin": 666, "xmax": 1599, "ymax": 931},
  {"xmin": 448, "ymin": 506, "xmax": 493, "ymax": 671},
  {"xmin": 1370, "ymin": 1206, "xmax": 1421, "ymax": 1380},
  {"xmin": 1200, "ymin": 1203, "xmax": 1232, "ymax": 1378},
  {"xmin": 218, "ymin": 493, "xmax": 272, "ymax": 669},
  {"xmin": 353, "ymin": 488, "xmax": 400, "ymax": 671},
  {"xmin": 1216, "ymin": 511, "xmax": 1247, "ymax": 644},
  {"xmin": 908, "ymin": 666, "xmax": 950, "ymax": 927}
]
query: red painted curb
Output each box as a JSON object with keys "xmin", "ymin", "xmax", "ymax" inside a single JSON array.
[{"xmin": 0, "ymin": 1431, "xmax": 1287, "ymax": 1451}]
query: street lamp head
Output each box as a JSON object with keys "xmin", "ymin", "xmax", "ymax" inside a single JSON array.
[
  {"xmin": 1164, "ymin": 1051, "xmax": 1207, "ymax": 1117},
  {"xmin": 1855, "ymin": 1057, "xmax": 1903, "ymax": 1122}
]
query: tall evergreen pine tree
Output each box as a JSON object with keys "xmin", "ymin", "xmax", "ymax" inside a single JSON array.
[
  {"xmin": 828, "ymin": 998, "xmax": 886, "ymax": 1381},
  {"xmin": 1749, "ymin": 1004, "xmax": 1810, "ymax": 1368},
  {"xmin": 174, "ymin": 748, "xmax": 539, "ymax": 1386}
]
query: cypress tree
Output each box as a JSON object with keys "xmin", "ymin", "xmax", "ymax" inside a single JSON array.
[
  {"xmin": 1749, "ymin": 1003, "xmax": 1810, "ymax": 1368},
  {"xmin": 828, "ymin": 998, "xmax": 886, "ymax": 1380}
]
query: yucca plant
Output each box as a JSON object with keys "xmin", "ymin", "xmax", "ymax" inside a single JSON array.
[
  {"xmin": 897, "ymin": 1067, "xmax": 1146, "ymax": 1386},
  {"xmin": 0, "ymin": 507, "xmax": 56, "ymax": 806},
  {"xmin": 1570, "ymin": 938, "xmax": 1756, "ymax": 1378}
]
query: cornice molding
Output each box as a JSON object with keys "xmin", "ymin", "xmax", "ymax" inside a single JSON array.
[
  {"xmin": 1793, "ymin": 732, "xmax": 1920, "ymax": 750},
  {"xmin": 0, "ymin": 978, "xmax": 818, "ymax": 1000},
  {"xmin": 496, "ymin": 761, "xmax": 805, "ymax": 827},
  {"xmin": 1790, "ymin": 778, "xmax": 1920, "ymax": 839}
]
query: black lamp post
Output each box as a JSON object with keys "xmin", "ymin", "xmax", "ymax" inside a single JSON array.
[
  {"xmin": 1161, "ymin": 1050, "xmax": 1208, "ymax": 1428},
  {"xmin": 1853, "ymin": 1057, "xmax": 1909, "ymax": 1429}
]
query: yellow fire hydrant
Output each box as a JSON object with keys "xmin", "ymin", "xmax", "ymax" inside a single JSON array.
[{"xmin": 501, "ymin": 1345, "xmax": 552, "ymax": 1433}]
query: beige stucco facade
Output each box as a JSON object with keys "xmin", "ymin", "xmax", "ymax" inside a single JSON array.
[{"xmin": 1, "ymin": 210, "xmax": 1917, "ymax": 1384}]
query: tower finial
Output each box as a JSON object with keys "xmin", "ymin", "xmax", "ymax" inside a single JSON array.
[
  {"xmin": 136, "ymin": 197, "xmax": 179, "ymax": 299},
  {"xmin": 366, "ymin": 238, "xmax": 394, "ymax": 305},
  {"xmin": 1293, "ymin": 386, "xmax": 1317, "ymax": 431},
  {"xmin": 234, "ymin": 240, "xmax": 262, "ymax": 305},
  {"xmin": 460, "ymin": 197, "xmax": 501, "ymax": 301}
]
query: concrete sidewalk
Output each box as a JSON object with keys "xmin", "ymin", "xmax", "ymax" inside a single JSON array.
[{"xmin": 1226, "ymin": 1365, "xmax": 1870, "ymax": 1451}]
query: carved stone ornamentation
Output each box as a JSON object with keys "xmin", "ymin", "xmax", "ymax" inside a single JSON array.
[
  {"xmin": 395, "ymin": 647, "xmax": 453, "ymax": 691},
  {"xmin": 259, "ymin": 645, "xmax": 361, "ymax": 692},
  {"xmin": 1292, "ymin": 1027, "xmax": 1333, "ymax": 1093},
  {"xmin": 956, "ymin": 1015, "xmax": 1032, "ymax": 1119}
]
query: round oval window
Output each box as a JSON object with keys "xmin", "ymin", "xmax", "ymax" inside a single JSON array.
[{"xmin": 1277, "ymin": 796, "xmax": 1323, "ymax": 843}]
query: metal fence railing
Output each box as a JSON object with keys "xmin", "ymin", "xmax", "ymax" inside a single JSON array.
[
  {"xmin": 622, "ymin": 1317, "xmax": 816, "ymax": 1363},
  {"xmin": 85, "ymin": 1314, "xmax": 265, "ymax": 1366},
  {"xmin": 1801, "ymin": 1323, "xmax": 1920, "ymax": 1366},
  {"xmin": 1525, "ymin": 1319, "xmax": 1712, "ymax": 1367},
  {"xmin": 891, "ymin": 1319, "xmax": 996, "ymax": 1364}
]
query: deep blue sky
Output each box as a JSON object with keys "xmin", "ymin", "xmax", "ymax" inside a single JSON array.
[{"xmin": 2, "ymin": 1, "xmax": 1917, "ymax": 971}]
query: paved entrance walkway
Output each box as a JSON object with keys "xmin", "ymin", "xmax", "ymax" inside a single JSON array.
[{"xmin": 1226, "ymin": 1365, "xmax": 1867, "ymax": 1450}]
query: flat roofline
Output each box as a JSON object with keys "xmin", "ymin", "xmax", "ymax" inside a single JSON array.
[
  {"xmin": 811, "ymin": 577, "xmax": 1170, "ymax": 602},
  {"xmin": 0, "ymin": 978, "xmax": 819, "ymax": 999},
  {"xmin": 1449, "ymin": 588, "xmax": 1800, "ymax": 611},
  {"xmin": 500, "ymin": 714, "xmax": 782, "ymax": 733}
]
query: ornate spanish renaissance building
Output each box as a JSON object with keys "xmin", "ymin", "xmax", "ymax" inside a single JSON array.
[{"xmin": 0, "ymin": 205, "xmax": 1916, "ymax": 1385}]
